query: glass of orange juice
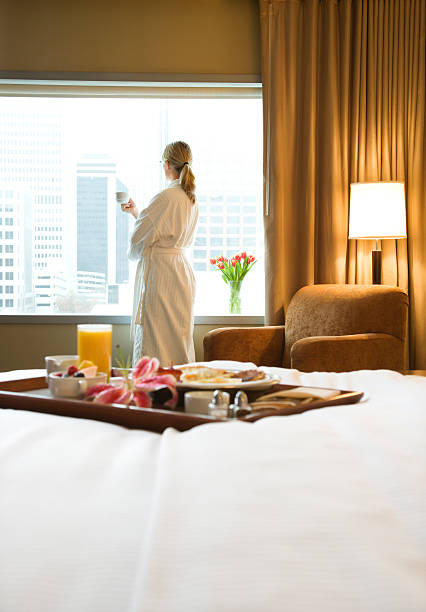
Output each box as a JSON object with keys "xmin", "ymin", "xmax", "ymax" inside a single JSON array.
[{"xmin": 77, "ymin": 324, "xmax": 112, "ymax": 379}]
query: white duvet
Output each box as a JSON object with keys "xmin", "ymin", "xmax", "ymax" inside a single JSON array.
[{"xmin": 1, "ymin": 366, "xmax": 425, "ymax": 612}]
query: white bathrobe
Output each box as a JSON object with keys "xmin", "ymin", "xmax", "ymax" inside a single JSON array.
[{"xmin": 128, "ymin": 179, "xmax": 199, "ymax": 366}]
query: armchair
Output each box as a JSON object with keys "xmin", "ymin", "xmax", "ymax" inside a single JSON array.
[{"xmin": 203, "ymin": 284, "xmax": 408, "ymax": 372}]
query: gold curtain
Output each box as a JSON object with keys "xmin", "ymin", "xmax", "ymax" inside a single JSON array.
[{"xmin": 260, "ymin": 0, "xmax": 426, "ymax": 368}]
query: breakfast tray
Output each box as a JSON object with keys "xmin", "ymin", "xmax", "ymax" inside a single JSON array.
[{"xmin": 0, "ymin": 369, "xmax": 364, "ymax": 433}]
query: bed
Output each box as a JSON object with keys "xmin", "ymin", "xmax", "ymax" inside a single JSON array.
[{"xmin": 1, "ymin": 363, "xmax": 425, "ymax": 612}]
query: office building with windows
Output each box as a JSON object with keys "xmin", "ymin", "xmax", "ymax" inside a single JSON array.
[
  {"xmin": 0, "ymin": 101, "xmax": 65, "ymax": 311},
  {"xmin": 0, "ymin": 187, "xmax": 33, "ymax": 311},
  {"xmin": 76, "ymin": 156, "xmax": 130, "ymax": 304}
]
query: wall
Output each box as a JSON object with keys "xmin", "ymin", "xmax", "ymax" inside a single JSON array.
[
  {"xmin": 0, "ymin": 323, "xmax": 258, "ymax": 371},
  {"xmin": 0, "ymin": 0, "xmax": 260, "ymax": 79}
]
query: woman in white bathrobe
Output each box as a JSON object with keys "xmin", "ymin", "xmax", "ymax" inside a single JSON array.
[{"xmin": 122, "ymin": 141, "xmax": 198, "ymax": 366}]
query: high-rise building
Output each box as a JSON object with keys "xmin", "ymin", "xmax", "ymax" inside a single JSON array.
[
  {"xmin": 0, "ymin": 102, "xmax": 65, "ymax": 272},
  {"xmin": 34, "ymin": 270, "xmax": 67, "ymax": 310},
  {"xmin": 0, "ymin": 100, "xmax": 65, "ymax": 311},
  {"xmin": 0, "ymin": 187, "xmax": 33, "ymax": 311},
  {"xmin": 192, "ymin": 193, "xmax": 260, "ymax": 271},
  {"xmin": 76, "ymin": 155, "xmax": 129, "ymax": 302}
]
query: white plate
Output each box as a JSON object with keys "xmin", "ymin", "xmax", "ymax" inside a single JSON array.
[{"xmin": 177, "ymin": 372, "xmax": 280, "ymax": 390}]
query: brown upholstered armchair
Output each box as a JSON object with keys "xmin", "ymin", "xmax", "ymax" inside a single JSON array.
[{"xmin": 203, "ymin": 284, "xmax": 408, "ymax": 372}]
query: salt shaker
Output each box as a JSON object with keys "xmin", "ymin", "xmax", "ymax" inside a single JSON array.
[
  {"xmin": 208, "ymin": 390, "xmax": 230, "ymax": 418},
  {"xmin": 228, "ymin": 390, "xmax": 251, "ymax": 418}
]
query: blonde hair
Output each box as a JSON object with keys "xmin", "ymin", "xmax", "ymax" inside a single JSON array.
[{"xmin": 162, "ymin": 141, "xmax": 196, "ymax": 204}]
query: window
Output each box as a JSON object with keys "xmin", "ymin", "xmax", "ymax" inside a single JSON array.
[{"xmin": 0, "ymin": 92, "xmax": 263, "ymax": 316}]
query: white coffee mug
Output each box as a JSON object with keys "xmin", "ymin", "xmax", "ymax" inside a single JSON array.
[
  {"xmin": 184, "ymin": 391, "xmax": 216, "ymax": 415},
  {"xmin": 116, "ymin": 191, "xmax": 129, "ymax": 205},
  {"xmin": 45, "ymin": 355, "xmax": 79, "ymax": 378}
]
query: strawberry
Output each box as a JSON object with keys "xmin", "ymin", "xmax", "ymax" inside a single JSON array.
[{"xmin": 67, "ymin": 365, "xmax": 78, "ymax": 376}]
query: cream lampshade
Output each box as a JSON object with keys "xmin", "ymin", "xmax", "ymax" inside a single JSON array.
[{"xmin": 348, "ymin": 182, "xmax": 407, "ymax": 283}]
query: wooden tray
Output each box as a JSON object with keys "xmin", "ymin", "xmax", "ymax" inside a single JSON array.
[{"xmin": 0, "ymin": 370, "xmax": 364, "ymax": 433}]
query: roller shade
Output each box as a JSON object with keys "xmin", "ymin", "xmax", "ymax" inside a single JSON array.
[{"xmin": 0, "ymin": 0, "xmax": 261, "ymax": 82}]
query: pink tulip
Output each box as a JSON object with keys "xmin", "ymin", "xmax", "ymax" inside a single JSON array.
[
  {"xmin": 218, "ymin": 262, "xmax": 225, "ymax": 270},
  {"xmin": 209, "ymin": 258, "xmax": 216, "ymax": 265},
  {"xmin": 241, "ymin": 251, "xmax": 247, "ymax": 260}
]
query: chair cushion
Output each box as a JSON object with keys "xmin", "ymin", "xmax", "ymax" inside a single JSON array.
[
  {"xmin": 283, "ymin": 284, "xmax": 408, "ymax": 367},
  {"xmin": 291, "ymin": 333, "xmax": 405, "ymax": 372}
]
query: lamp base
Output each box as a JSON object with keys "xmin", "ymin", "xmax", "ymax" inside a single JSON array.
[{"xmin": 372, "ymin": 249, "xmax": 382, "ymax": 284}]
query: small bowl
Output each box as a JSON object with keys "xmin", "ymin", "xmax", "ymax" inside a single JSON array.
[{"xmin": 48, "ymin": 372, "xmax": 107, "ymax": 399}]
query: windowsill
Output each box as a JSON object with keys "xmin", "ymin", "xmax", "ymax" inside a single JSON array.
[{"xmin": 0, "ymin": 314, "xmax": 265, "ymax": 325}]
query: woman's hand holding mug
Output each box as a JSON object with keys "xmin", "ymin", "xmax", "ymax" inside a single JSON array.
[
  {"xmin": 116, "ymin": 191, "xmax": 139, "ymax": 218},
  {"xmin": 121, "ymin": 198, "xmax": 139, "ymax": 218}
]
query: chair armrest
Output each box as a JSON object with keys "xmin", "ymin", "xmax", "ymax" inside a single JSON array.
[
  {"xmin": 291, "ymin": 333, "xmax": 405, "ymax": 372},
  {"xmin": 203, "ymin": 326, "xmax": 285, "ymax": 366}
]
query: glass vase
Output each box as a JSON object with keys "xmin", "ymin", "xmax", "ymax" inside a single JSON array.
[{"xmin": 228, "ymin": 280, "xmax": 242, "ymax": 314}]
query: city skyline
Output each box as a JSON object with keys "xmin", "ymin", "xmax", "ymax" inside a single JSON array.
[{"xmin": 0, "ymin": 96, "xmax": 264, "ymax": 315}]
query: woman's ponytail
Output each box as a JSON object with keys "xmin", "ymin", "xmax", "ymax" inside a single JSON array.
[
  {"xmin": 178, "ymin": 162, "xmax": 196, "ymax": 204},
  {"xmin": 162, "ymin": 141, "xmax": 196, "ymax": 204}
]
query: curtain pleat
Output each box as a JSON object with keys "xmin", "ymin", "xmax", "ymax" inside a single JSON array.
[{"xmin": 260, "ymin": 0, "xmax": 425, "ymax": 368}]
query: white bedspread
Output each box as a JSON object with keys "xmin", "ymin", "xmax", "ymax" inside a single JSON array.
[{"xmin": 1, "ymin": 366, "xmax": 426, "ymax": 612}]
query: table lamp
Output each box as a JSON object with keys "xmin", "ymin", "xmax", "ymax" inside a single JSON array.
[{"xmin": 348, "ymin": 182, "xmax": 406, "ymax": 284}]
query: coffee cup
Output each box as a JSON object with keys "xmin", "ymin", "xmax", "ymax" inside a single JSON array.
[
  {"xmin": 184, "ymin": 390, "xmax": 217, "ymax": 415},
  {"xmin": 45, "ymin": 355, "xmax": 79, "ymax": 379},
  {"xmin": 116, "ymin": 191, "xmax": 129, "ymax": 205}
]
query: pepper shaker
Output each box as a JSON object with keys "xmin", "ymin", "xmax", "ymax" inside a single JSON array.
[
  {"xmin": 228, "ymin": 390, "xmax": 251, "ymax": 418},
  {"xmin": 208, "ymin": 390, "xmax": 230, "ymax": 418}
]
